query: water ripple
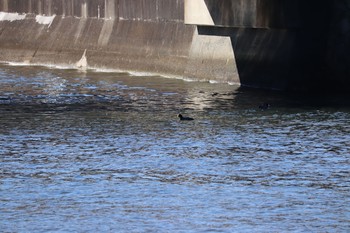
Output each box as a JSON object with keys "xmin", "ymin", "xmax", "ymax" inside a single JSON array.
[{"xmin": 1, "ymin": 63, "xmax": 350, "ymax": 232}]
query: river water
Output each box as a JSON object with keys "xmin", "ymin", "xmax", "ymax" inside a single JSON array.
[{"xmin": 0, "ymin": 63, "xmax": 349, "ymax": 232}]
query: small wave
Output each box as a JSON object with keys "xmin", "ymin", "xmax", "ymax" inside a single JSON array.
[
  {"xmin": 6, "ymin": 61, "xmax": 31, "ymax": 66},
  {"xmin": 1, "ymin": 61, "xmax": 239, "ymax": 85}
]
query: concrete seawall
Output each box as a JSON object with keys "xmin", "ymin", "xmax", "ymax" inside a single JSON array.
[
  {"xmin": 0, "ymin": 0, "xmax": 239, "ymax": 84},
  {"xmin": 1, "ymin": 0, "xmax": 350, "ymax": 92},
  {"xmin": 186, "ymin": 0, "xmax": 350, "ymax": 92}
]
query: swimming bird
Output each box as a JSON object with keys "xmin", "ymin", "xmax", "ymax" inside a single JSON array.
[
  {"xmin": 259, "ymin": 103, "xmax": 270, "ymax": 110},
  {"xmin": 178, "ymin": 114, "xmax": 194, "ymax": 121}
]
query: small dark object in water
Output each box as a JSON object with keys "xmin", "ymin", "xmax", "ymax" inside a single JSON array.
[
  {"xmin": 259, "ymin": 103, "xmax": 270, "ymax": 110},
  {"xmin": 178, "ymin": 114, "xmax": 194, "ymax": 121}
]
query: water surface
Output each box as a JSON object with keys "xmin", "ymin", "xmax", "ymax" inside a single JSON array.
[{"xmin": 0, "ymin": 63, "xmax": 349, "ymax": 232}]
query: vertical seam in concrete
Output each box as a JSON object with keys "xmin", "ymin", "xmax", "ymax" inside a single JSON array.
[
  {"xmin": 32, "ymin": 47, "xmax": 39, "ymax": 58},
  {"xmin": 0, "ymin": 28, "xmax": 4, "ymax": 37}
]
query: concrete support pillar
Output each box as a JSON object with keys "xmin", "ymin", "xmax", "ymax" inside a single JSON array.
[
  {"xmin": 81, "ymin": 0, "xmax": 87, "ymax": 18},
  {"xmin": 64, "ymin": 0, "xmax": 74, "ymax": 16},
  {"xmin": 67, "ymin": 0, "xmax": 74, "ymax": 16},
  {"xmin": 38, "ymin": 0, "xmax": 43, "ymax": 15},
  {"xmin": 2, "ymin": 0, "xmax": 9, "ymax": 12},
  {"xmin": 46, "ymin": 0, "xmax": 53, "ymax": 16},
  {"xmin": 105, "ymin": 0, "xmax": 115, "ymax": 19},
  {"xmin": 28, "ymin": 0, "xmax": 33, "ymax": 13},
  {"xmin": 62, "ymin": 0, "xmax": 66, "ymax": 16}
]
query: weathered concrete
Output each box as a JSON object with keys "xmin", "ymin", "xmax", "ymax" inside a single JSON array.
[
  {"xmin": 0, "ymin": 0, "xmax": 239, "ymax": 84},
  {"xmin": 186, "ymin": 0, "xmax": 350, "ymax": 92},
  {"xmin": 326, "ymin": 0, "xmax": 350, "ymax": 90},
  {"xmin": 0, "ymin": 0, "xmax": 350, "ymax": 91}
]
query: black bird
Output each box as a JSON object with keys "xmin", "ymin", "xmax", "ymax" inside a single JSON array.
[
  {"xmin": 259, "ymin": 103, "xmax": 270, "ymax": 110},
  {"xmin": 178, "ymin": 114, "xmax": 194, "ymax": 121}
]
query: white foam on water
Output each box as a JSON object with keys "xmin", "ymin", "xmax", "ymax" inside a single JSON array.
[
  {"xmin": 44, "ymin": 63, "xmax": 77, "ymax": 70},
  {"xmin": 128, "ymin": 70, "xmax": 161, "ymax": 77},
  {"xmin": 6, "ymin": 61, "xmax": 31, "ymax": 66},
  {"xmin": 228, "ymin": 81, "xmax": 241, "ymax": 86},
  {"xmin": 4, "ymin": 61, "xmax": 75, "ymax": 70},
  {"xmin": 0, "ymin": 12, "xmax": 26, "ymax": 22},
  {"xmin": 129, "ymin": 71, "xmax": 203, "ymax": 83},
  {"xmin": 92, "ymin": 67, "xmax": 128, "ymax": 74},
  {"xmin": 2, "ymin": 60, "xmax": 239, "ymax": 86},
  {"xmin": 35, "ymin": 15, "xmax": 56, "ymax": 27}
]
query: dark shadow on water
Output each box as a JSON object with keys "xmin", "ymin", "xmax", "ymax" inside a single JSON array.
[
  {"xmin": 210, "ymin": 86, "xmax": 350, "ymax": 111},
  {"xmin": 243, "ymin": 87, "xmax": 350, "ymax": 107}
]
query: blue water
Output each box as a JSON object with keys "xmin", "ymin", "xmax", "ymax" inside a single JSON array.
[{"xmin": 0, "ymin": 63, "xmax": 349, "ymax": 232}]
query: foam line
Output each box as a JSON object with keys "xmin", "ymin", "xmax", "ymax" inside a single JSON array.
[{"xmin": 1, "ymin": 61, "xmax": 239, "ymax": 86}]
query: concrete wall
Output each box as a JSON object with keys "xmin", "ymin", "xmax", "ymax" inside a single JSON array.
[
  {"xmin": 0, "ymin": 0, "xmax": 184, "ymax": 20},
  {"xmin": 185, "ymin": 0, "xmax": 300, "ymax": 28},
  {"xmin": 0, "ymin": 0, "xmax": 239, "ymax": 84},
  {"xmin": 326, "ymin": 0, "xmax": 350, "ymax": 89},
  {"xmin": 1, "ymin": 0, "xmax": 349, "ymax": 91},
  {"xmin": 186, "ymin": 0, "xmax": 350, "ymax": 92}
]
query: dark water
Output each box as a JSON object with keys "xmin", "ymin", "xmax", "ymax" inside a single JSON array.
[{"xmin": 0, "ymin": 63, "xmax": 349, "ymax": 232}]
